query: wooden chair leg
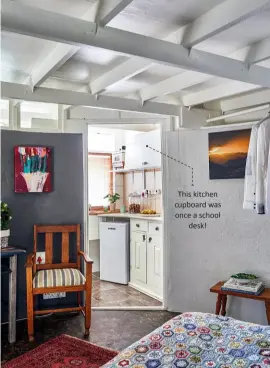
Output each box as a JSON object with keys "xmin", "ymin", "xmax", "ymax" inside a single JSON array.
[
  {"xmin": 26, "ymin": 266, "xmax": 34, "ymax": 341},
  {"xmin": 26, "ymin": 278, "xmax": 34, "ymax": 341},
  {"xmin": 84, "ymin": 264, "xmax": 92, "ymax": 337}
]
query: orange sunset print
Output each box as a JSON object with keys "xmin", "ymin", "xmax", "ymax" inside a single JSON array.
[{"xmin": 209, "ymin": 129, "xmax": 251, "ymax": 179}]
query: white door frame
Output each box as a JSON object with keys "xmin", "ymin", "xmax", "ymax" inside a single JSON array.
[{"xmin": 84, "ymin": 117, "xmax": 173, "ymax": 310}]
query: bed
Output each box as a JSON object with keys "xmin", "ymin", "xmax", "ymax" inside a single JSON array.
[{"xmin": 102, "ymin": 312, "xmax": 270, "ymax": 368}]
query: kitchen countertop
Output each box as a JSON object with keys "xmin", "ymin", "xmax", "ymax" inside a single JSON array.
[
  {"xmin": 98, "ymin": 213, "xmax": 163, "ymax": 222},
  {"xmin": 89, "ymin": 210, "xmax": 120, "ymax": 216}
]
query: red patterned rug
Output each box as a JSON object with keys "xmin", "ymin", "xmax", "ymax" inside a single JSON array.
[{"xmin": 3, "ymin": 335, "xmax": 118, "ymax": 368}]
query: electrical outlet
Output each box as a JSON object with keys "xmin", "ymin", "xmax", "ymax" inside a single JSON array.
[
  {"xmin": 36, "ymin": 251, "xmax": 45, "ymax": 264},
  {"xmin": 43, "ymin": 292, "xmax": 66, "ymax": 300}
]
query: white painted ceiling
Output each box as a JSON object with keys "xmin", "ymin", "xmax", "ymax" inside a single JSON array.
[{"xmin": 1, "ymin": 0, "xmax": 270, "ymax": 114}]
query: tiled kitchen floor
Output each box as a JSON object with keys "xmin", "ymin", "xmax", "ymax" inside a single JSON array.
[{"xmin": 92, "ymin": 272, "xmax": 162, "ymax": 307}]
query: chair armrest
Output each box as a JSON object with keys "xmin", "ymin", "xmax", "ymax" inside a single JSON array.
[
  {"xmin": 78, "ymin": 251, "xmax": 93, "ymax": 264},
  {"xmin": 25, "ymin": 253, "xmax": 35, "ymax": 268}
]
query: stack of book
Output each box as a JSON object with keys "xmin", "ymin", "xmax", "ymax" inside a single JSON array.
[{"xmin": 222, "ymin": 278, "xmax": 264, "ymax": 295}]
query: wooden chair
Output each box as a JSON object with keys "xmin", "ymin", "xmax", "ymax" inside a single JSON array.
[{"xmin": 25, "ymin": 224, "xmax": 93, "ymax": 342}]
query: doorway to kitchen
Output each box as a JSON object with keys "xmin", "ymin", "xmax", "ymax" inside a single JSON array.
[{"xmin": 87, "ymin": 123, "xmax": 164, "ymax": 309}]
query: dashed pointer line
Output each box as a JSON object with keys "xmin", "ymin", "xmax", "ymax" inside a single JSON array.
[{"xmin": 146, "ymin": 145, "xmax": 194, "ymax": 186}]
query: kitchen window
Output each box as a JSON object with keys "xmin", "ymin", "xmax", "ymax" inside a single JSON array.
[{"xmin": 88, "ymin": 153, "xmax": 113, "ymax": 210}]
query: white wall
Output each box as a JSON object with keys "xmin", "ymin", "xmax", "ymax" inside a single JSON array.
[
  {"xmin": 88, "ymin": 126, "xmax": 141, "ymax": 153},
  {"xmin": 165, "ymin": 127, "xmax": 270, "ymax": 325}
]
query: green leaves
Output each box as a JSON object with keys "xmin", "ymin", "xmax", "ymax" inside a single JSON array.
[
  {"xmin": 231, "ymin": 273, "xmax": 258, "ymax": 280},
  {"xmin": 103, "ymin": 193, "xmax": 120, "ymax": 203},
  {"xmin": 1, "ymin": 202, "xmax": 12, "ymax": 230}
]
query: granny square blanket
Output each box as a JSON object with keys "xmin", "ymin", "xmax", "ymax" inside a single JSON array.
[{"xmin": 103, "ymin": 312, "xmax": 270, "ymax": 368}]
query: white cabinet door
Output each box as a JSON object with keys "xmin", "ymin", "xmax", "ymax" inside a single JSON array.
[
  {"xmin": 131, "ymin": 231, "xmax": 147, "ymax": 284},
  {"xmin": 147, "ymin": 234, "xmax": 162, "ymax": 291},
  {"xmin": 137, "ymin": 130, "xmax": 161, "ymax": 168},
  {"xmin": 125, "ymin": 141, "xmax": 142, "ymax": 169}
]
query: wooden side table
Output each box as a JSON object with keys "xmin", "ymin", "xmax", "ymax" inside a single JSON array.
[
  {"xmin": 1, "ymin": 246, "xmax": 26, "ymax": 343},
  {"xmin": 210, "ymin": 281, "xmax": 270, "ymax": 324}
]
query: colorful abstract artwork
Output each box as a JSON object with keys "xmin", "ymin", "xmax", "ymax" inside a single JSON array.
[
  {"xmin": 14, "ymin": 146, "xmax": 52, "ymax": 193},
  {"xmin": 209, "ymin": 129, "xmax": 251, "ymax": 179}
]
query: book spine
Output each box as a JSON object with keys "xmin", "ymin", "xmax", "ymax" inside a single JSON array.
[
  {"xmin": 223, "ymin": 284, "xmax": 262, "ymax": 292},
  {"xmin": 221, "ymin": 287, "xmax": 264, "ymax": 295}
]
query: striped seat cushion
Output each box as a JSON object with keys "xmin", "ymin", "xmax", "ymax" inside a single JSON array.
[{"xmin": 33, "ymin": 268, "xmax": 85, "ymax": 288}]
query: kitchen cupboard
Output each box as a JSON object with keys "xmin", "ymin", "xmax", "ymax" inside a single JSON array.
[
  {"xmin": 125, "ymin": 129, "xmax": 161, "ymax": 170},
  {"xmin": 131, "ymin": 231, "xmax": 147, "ymax": 284},
  {"xmin": 137, "ymin": 129, "xmax": 161, "ymax": 168},
  {"xmin": 147, "ymin": 234, "xmax": 162, "ymax": 292},
  {"xmin": 130, "ymin": 218, "xmax": 163, "ymax": 300}
]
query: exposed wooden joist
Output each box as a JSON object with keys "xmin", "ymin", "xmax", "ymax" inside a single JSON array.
[
  {"xmin": 182, "ymin": 82, "xmax": 261, "ymax": 107},
  {"xmin": 3, "ymin": 1, "xmax": 270, "ymax": 89},
  {"xmin": 29, "ymin": 1, "xmax": 133, "ymax": 88},
  {"xmin": 181, "ymin": 0, "xmax": 270, "ymax": 48},
  {"xmin": 220, "ymin": 89, "xmax": 270, "ymax": 112},
  {"xmin": 67, "ymin": 118, "xmax": 163, "ymax": 124},
  {"xmin": 139, "ymin": 38, "xmax": 270, "ymax": 102},
  {"xmin": 30, "ymin": 44, "xmax": 79, "ymax": 88},
  {"xmin": 246, "ymin": 37, "xmax": 270, "ymax": 65},
  {"xmin": 1, "ymin": 82, "xmax": 179, "ymax": 116},
  {"xmin": 89, "ymin": 0, "xmax": 270, "ymax": 94},
  {"xmin": 97, "ymin": 0, "xmax": 133, "ymax": 26},
  {"xmin": 27, "ymin": 5, "xmax": 96, "ymax": 89},
  {"xmin": 139, "ymin": 72, "xmax": 210, "ymax": 102},
  {"xmin": 206, "ymin": 104, "xmax": 270, "ymax": 123},
  {"xmin": 90, "ymin": 58, "xmax": 153, "ymax": 95}
]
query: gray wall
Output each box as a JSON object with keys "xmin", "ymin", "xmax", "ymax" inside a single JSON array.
[
  {"xmin": 1, "ymin": 130, "xmax": 84, "ymax": 321},
  {"xmin": 165, "ymin": 128, "xmax": 270, "ymax": 325}
]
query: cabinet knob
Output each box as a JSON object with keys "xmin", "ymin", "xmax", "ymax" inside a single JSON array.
[
  {"xmin": 155, "ymin": 227, "xmax": 159, "ymax": 231},
  {"xmin": 136, "ymin": 224, "xmax": 140, "ymax": 228},
  {"xmin": 149, "ymin": 237, "xmax": 152, "ymax": 243},
  {"xmin": 142, "ymin": 235, "xmax": 146, "ymax": 241}
]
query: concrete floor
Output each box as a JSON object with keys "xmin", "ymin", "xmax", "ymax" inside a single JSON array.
[
  {"xmin": 1, "ymin": 310, "xmax": 177, "ymax": 363},
  {"xmin": 92, "ymin": 272, "xmax": 162, "ymax": 307}
]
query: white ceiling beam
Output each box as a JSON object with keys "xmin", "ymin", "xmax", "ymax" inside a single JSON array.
[
  {"xmin": 139, "ymin": 72, "xmax": 210, "ymax": 102},
  {"xmin": 67, "ymin": 118, "xmax": 163, "ymax": 124},
  {"xmin": 98, "ymin": 0, "xmax": 133, "ymax": 26},
  {"xmin": 139, "ymin": 38, "xmax": 270, "ymax": 102},
  {"xmin": 220, "ymin": 89, "xmax": 270, "ymax": 112},
  {"xmin": 181, "ymin": 0, "xmax": 270, "ymax": 48},
  {"xmin": 30, "ymin": 44, "xmax": 79, "ymax": 88},
  {"xmin": 182, "ymin": 82, "xmax": 261, "ymax": 107},
  {"xmin": 29, "ymin": 1, "xmax": 132, "ymax": 88},
  {"xmin": 90, "ymin": 58, "xmax": 153, "ymax": 95},
  {"xmin": 246, "ymin": 37, "xmax": 270, "ymax": 65},
  {"xmin": 1, "ymin": 82, "xmax": 179, "ymax": 116},
  {"xmin": 206, "ymin": 104, "xmax": 270, "ymax": 123},
  {"xmin": 89, "ymin": 0, "xmax": 270, "ymax": 94},
  {"xmin": 28, "ymin": 5, "xmax": 96, "ymax": 88},
  {"xmin": 3, "ymin": 1, "xmax": 270, "ymax": 90}
]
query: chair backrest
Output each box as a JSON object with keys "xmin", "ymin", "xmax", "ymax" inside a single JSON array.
[{"xmin": 34, "ymin": 224, "xmax": 80, "ymax": 271}]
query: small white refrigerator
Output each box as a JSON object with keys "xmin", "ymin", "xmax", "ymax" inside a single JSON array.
[{"xmin": 100, "ymin": 222, "xmax": 130, "ymax": 284}]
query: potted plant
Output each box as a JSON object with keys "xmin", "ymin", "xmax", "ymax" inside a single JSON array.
[
  {"xmin": 1, "ymin": 202, "xmax": 12, "ymax": 248},
  {"xmin": 104, "ymin": 193, "xmax": 120, "ymax": 212}
]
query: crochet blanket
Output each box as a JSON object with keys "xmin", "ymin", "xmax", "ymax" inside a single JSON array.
[{"xmin": 103, "ymin": 312, "xmax": 270, "ymax": 368}]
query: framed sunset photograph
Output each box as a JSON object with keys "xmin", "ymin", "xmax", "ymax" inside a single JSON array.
[
  {"xmin": 208, "ymin": 129, "xmax": 251, "ymax": 180},
  {"xmin": 14, "ymin": 146, "xmax": 52, "ymax": 193}
]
